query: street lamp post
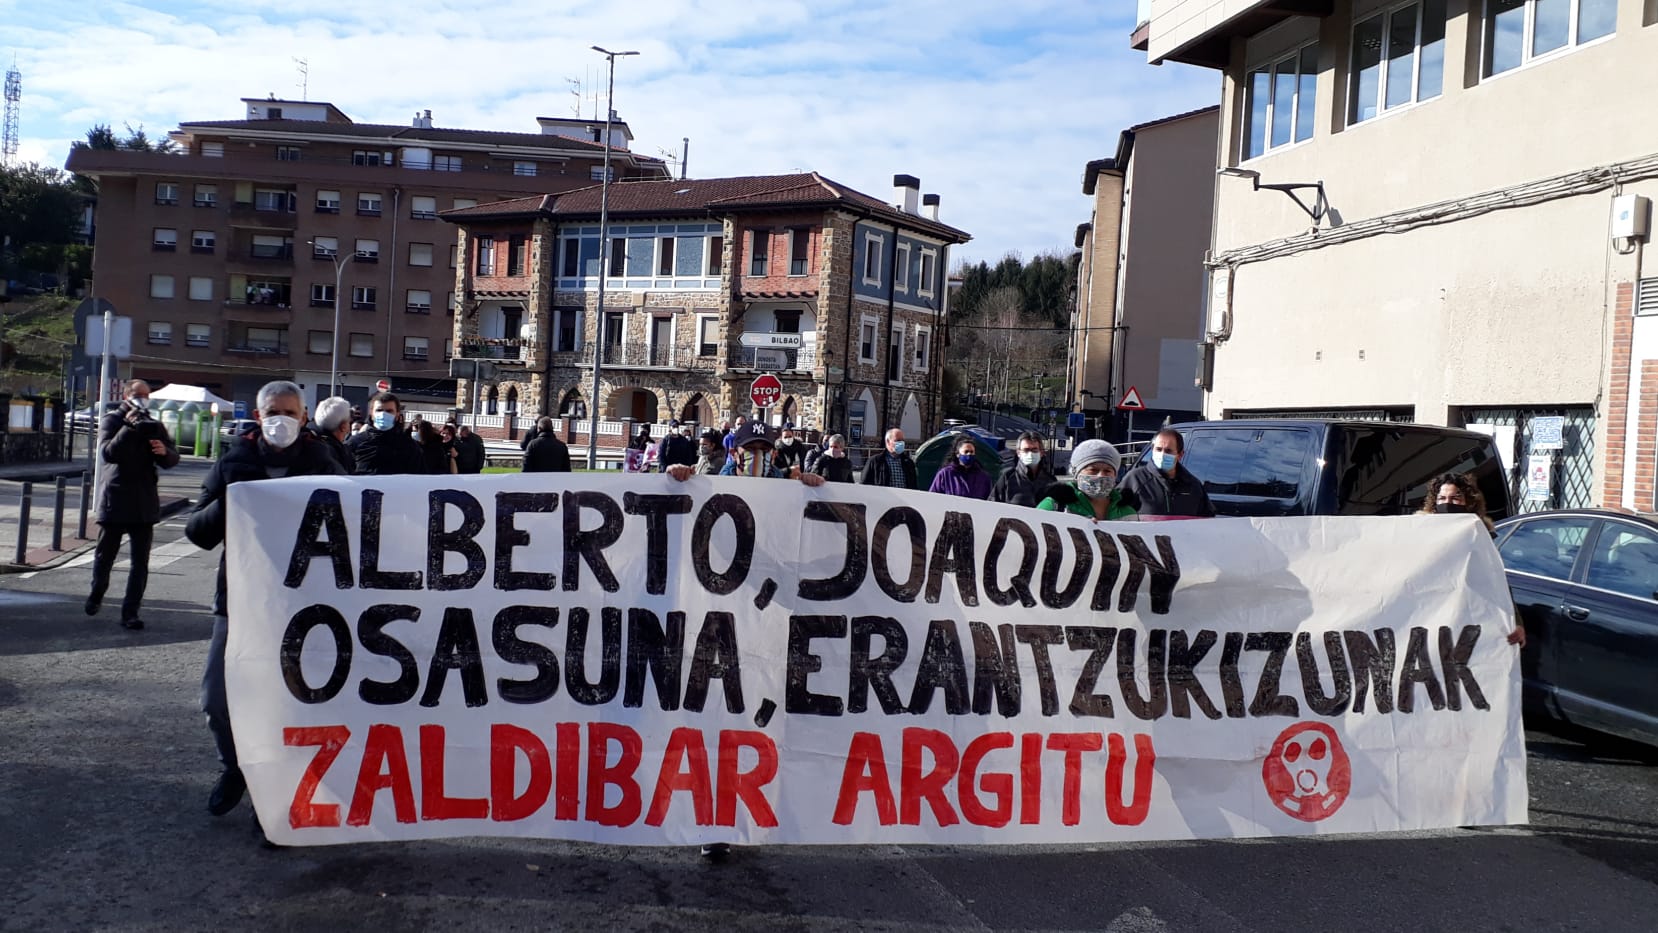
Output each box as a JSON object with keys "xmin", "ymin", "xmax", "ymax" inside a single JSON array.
[
  {"xmin": 308, "ymin": 239, "xmax": 349, "ymax": 397},
  {"xmin": 586, "ymin": 45, "xmax": 639, "ymax": 470}
]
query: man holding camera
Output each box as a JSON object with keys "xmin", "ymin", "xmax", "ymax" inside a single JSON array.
[{"xmin": 86, "ymin": 379, "xmax": 180, "ymax": 630}]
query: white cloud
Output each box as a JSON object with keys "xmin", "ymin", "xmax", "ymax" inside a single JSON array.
[{"xmin": 7, "ymin": 0, "xmax": 1218, "ymax": 263}]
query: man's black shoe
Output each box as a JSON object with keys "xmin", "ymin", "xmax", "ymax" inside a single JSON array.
[
  {"xmin": 700, "ymin": 842, "xmax": 731, "ymax": 861},
  {"xmin": 84, "ymin": 593, "xmax": 101, "ymax": 616},
  {"xmin": 120, "ymin": 617, "xmax": 144, "ymax": 630},
  {"xmin": 208, "ymin": 769, "xmax": 246, "ymax": 816}
]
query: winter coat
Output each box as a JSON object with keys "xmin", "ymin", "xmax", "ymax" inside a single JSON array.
[
  {"xmin": 1119, "ymin": 462, "xmax": 1215, "ymax": 518},
  {"xmin": 96, "ymin": 407, "xmax": 180, "ymax": 525},
  {"xmin": 186, "ymin": 430, "xmax": 346, "ymax": 615},
  {"xmin": 810, "ymin": 454, "xmax": 855, "ymax": 483},
  {"xmin": 523, "ymin": 433, "xmax": 573, "ymax": 473},
  {"xmin": 659, "ymin": 434, "xmax": 698, "ymax": 469},
  {"xmin": 695, "ymin": 451, "xmax": 726, "ymax": 475},
  {"xmin": 454, "ymin": 433, "xmax": 487, "ymax": 474},
  {"xmin": 308, "ymin": 424, "xmax": 354, "ymax": 475},
  {"xmin": 990, "ymin": 459, "xmax": 1058, "ymax": 508},
  {"xmin": 772, "ymin": 439, "xmax": 807, "ymax": 473},
  {"xmin": 927, "ymin": 461, "xmax": 993, "ymax": 499},
  {"xmin": 859, "ymin": 451, "xmax": 918, "ymax": 489},
  {"xmin": 419, "ymin": 437, "xmax": 454, "ymax": 475},
  {"xmin": 347, "ymin": 426, "xmax": 426, "ymax": 475}
]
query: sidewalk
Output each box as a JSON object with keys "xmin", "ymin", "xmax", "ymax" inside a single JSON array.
[{"xmin": 0, "ymin": 458, "xmax": 208, "ymax": 572}]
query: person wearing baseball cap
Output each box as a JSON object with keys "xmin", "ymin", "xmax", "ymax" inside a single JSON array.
[{"xmin": 1038, "ymin": 439, "xmax": 1137, "ymax": 521}]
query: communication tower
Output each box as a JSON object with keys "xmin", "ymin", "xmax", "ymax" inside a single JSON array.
[{"xmin": 3, "ymin": 61, "xmax": 20, "ymax": 164}]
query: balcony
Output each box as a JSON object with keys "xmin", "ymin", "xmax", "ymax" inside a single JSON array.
[
  {"xmin": 728, "ymin": 334, "xmax": 817, "ymax": 372},
  {"xmin": 227, "ymin": 285, "xmax": 293, "ymax": 309},
  {"xmin": 228, "ymin": 203, "xmax": 298, "ymax": 229},
  {"xmin": 247, "ymin": 243, "xmax": 295, "ymax": 263},
  {"xmin": 458, "ymin": 336, "xmax": 530, "ymax": 365},
  {"xmin": 225, "ymin": 332, "xmax": 290, "ymax": 355}
]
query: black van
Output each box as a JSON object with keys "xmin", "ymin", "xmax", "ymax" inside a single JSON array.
[{"xmin": 1147, "ymin": 420, "xmax": 1512, "ymax": 519}]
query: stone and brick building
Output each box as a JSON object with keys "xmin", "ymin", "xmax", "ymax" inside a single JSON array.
[
  {"xmin": 64, "ymin": 96, "xmax": 668, "ymax": 407},
  {"xmin": 442, "ymin": 172, "xmax": 970, "ymax": 449}
]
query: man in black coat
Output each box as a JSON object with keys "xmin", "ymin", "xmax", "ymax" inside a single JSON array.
[
  {"xmin": 346, "ymin": 390, "xmax": 425, "ymax": 474},
  {"xmin": 990, "ymin": 431, "xmax": 1059, "ymax": 508},
  {"xmin": 1119, "ymin": 428, "xmax": 1215, "ymax": 518},
  {"xmin": 453, "ymin": 424, "xmax": 487, "ymax": 474},
  {"xmin": 859, "ymin": 428, "xmax": 918, "ymax": 489},
  {"xmin": 523, "ymin": 416, "xmax": 572, "ymax": 472},
  {"xmin": 657, "ymin": 420, "xmax": 697, "ymax": 471},
  {"xmin": 185, "ymin": 380, "xmax": 345, "ymax": 831},
  {"xmin": 309, "ymin": 395, "xmax": 354, "ymax": 474},
  {"xmin": 86, "ymin": 379, "xmax": 180, "ymax": 630}
]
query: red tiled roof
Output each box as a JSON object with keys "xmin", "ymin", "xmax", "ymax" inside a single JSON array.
[{"xmin": 439, "ymin": 172, "xmax": 970, "ymax": 241}]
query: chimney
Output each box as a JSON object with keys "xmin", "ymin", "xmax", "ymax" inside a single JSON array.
[
  {"xmin": 922, "ymin": 193, "xmax": 940, "ymax": 221},
  {"xmin": 893, "ymin": 174, "xmax": 920, "ymax": 214},
  {"xmin": 412, "ymin": 110, "xmax": 433, "ymax": 128}
]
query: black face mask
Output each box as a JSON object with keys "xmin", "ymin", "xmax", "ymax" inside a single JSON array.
[{"xmin": 1436, "ymin": 501, "xmax": 1471, "ymax": 515}]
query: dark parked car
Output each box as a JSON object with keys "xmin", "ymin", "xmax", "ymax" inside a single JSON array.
[
  {"xmin": 1495, "ymin": 509, "xmax": 1658, "ymax": 747},
  {"xmin": 1138, "ymin": 420, "xmax": 1512, "ymax": 518}
]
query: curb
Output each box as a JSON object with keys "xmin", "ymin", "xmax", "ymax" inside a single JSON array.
[{"xmin": 0, "ymin": 496, "xmax": 193, "ymax": 575}]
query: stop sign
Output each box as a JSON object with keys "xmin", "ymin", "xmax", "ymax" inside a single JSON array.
[
  {"xmin": 375, "ymin": 378, "xmax": 391, "ymax": 392},
  {"xmin": 749, "ymin": 373, "xmax": 782, "ymax": 409}
]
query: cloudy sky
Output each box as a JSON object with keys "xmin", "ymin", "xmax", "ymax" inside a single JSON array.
[{"xmin": 4, "ymin": 0, "xmax": 1216, "ymax": 264}]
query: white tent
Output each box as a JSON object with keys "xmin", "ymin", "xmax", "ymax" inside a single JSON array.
[{"xmin": 149, "ymin": 383, "xmax": 236, "ymax": 410}]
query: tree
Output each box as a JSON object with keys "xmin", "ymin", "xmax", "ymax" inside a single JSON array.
[
  {"xmin": 81, "ymin": 124, "xmax": 118, "ymax": 150},
  {"xmin": 119, "ymin": 122, "xmax": 178, "ymax": 154},
  {"xmin": 0, "ymin": 163, "xmax": 81, "ymax": 262}
]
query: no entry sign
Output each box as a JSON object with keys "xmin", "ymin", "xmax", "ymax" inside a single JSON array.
[
  {"xmin": 375, "ymin": 379, "xmax": 392, "ymax": 392},
  {"xmin": 750, "ymin": 373, "xmax": 782, "ymax": 409}
]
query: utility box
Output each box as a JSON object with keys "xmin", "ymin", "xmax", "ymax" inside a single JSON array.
[{"xmin": 1611, "ymin": 194, "xmax": 1651, "ymax": 240}]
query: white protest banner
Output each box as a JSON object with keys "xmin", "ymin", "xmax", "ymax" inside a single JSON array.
[{"xmin": 225, "ymin": 474, "xmax": 1527, "ymax": 847}]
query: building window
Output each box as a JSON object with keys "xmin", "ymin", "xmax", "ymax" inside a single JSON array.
[
  {"xmin": 410, "ymin": 196, "xmax": 438, "ymax": 220},
  {"xmin": 1484, "ymin": 0, "xmax": 1617, "ymax": 77},
  {"xmin": 608, "ymin": 237, "xmax": 627, "ymax": 277},
  {"xmin": 450, "ymin": 244, "xmax": 460, "ymax": 269},
  {"xmin": 354, "ymin": 239, "xmax": 380, "ymax": 262},
  {"xmin": 513, "ymin": 161, "xmax": 537, "ymax": 176},
  {"xmin": 508, "ymin": 234, "xmax": 528, "ymax": 276},
  {"xmin": 697, "ymin": 316, "xmax": 718, "ymax": 357},
  {"xmin": 918, "ymin": 248, "xmax": 937, "ymax": 297},
  {"xmin": 433, "ymin": 155, "xmax": 462, "ymax": 172},
  {"xmin": 315, "ymin": 190, "xmax": 341, "ymax": 213},
  {"xmin": 201, "ymin": 141, "xmax": 224, "ymax": 158},
  {"xmin": 352, "ymin": 150, "xmax": 383, "ymax": 167},
  {"xmin": 887, "ymin": 326, "xmax": 905, "ymax": 382},
  {"xmin": 590, "ymin": 166, "xmax": 615, "ymax": 182},
  {"xmin": 191, "ymin": 230, "xmax": 215, "ymax": 253},
  {"xmin": 311, "ymin": 283, "xmax": 336, "ymax": 307},
  {"xmin": 147, "ymin": 322, "xmax": 172, "ymax": 345},
  {"xmin": 895, "ymin": 242, "xmax": 910, "ymax": 291},
  {"xmin": 276, "ymin": 145, "xmax": 301, "ymax": 161},
  {"xmin": 555, "ymin": 308, "xmax": 582, "ymax": 352},
  {"xmin": 749, "ymin": 230, "xmax": 769, "ymax": 276},
  {"xmin": 789, "ymin": 228, "xmax": 810, "ymax": 276},
  {"xmin": 404, "ymin": 336, "xmax": 430, "ymax": 360},
  {"xmin": 862, "ymin": 233, "xmax": 883, "ymax": 285},
  {"xmin": 149, "ymin": 274, "xmax": 174, "ymax": 299},
  {"xmin": 406, "ymin": 289, "xmax": 432, "ymax": 313},
  {"xmin": 561, "ymin": 239, "xmax": 581, "ymax": 277},
  {"xmin": 250, "ymin": 234, "xmax": 291, "ymax": 260},
  {"xmin": 152, "ymin": 227, "xmax": 177, "ymax": 251},
  {"xmin": 913, "ymin": 327, "xmax": 931, "ymax": 372},
  {"xmin": 477, "ymin": 237, "xmax": 497, "ymax": 275},
  {"xmin": 349, "ymin": 333, "xmax": 374, "ymax": 357},
  {"xmin": 312, "ymin": 236, "xmax": 338, "ymax": 259},
  {"xmin": 1242, "ymin": 43, "xmax": 1318, "ymax": 160},
  {"xmin": 308, "ymin": 330, "xmax": 333, "ymax": 355},
  {"xmin": 155, "ymin": 182, "xmax": 179, "ymax": 205},
  {"xmin": 352, "ymin": 286, "xmax": 377, "ymax": 310},
  {"xmin": 447, "ymin": 291, "xmax": 457, "ymax": 316},
  {"xmin": 444, "ymin": 339, "xmax": 454, "ymax": 361},
  {"xmin": 858, "ymin": 317, "xmax": 878, "ymax": 363},
  {"xmin": 254, "ymin": 188, "xmax": 294, "ymax": 213},
  {"xmin": 707, "ymin": 236, "xmax": 723, "ymax": 276},
  {"xmin": 186, "ymin": 323, "xmax": 211, "ymax": 347},
  {"xmin": 193, "ymin": 184, "xmax": 217, "ymax": 208},
  {"xmin": 188, "ymin": 276, "xmax": 213, "ymax": 301},
  {"xmin": 357, "ymin": 192, "xmax": 382, "ymax": 216},
  {"xmin": 658, "ymin": 236, "xmax": 676, "ymax": 276},
  {"xmin": 1351, "ymin": 1, "xmax": 1446, "ymax": 124},
  {"xmin": 452, "ymin": 198, "xmax": 477, "ymax": 211},
  {"xmin": 408, "ymin": 242, "xmax": 433, "ymax": 267}
]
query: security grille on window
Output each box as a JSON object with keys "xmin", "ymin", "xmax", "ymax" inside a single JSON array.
[
  {"xmin": 406, "ymin": 289, "xmax": 432, "ymax": 313},
  {"xmin": 1242, "ymin": 43, "xmax": 1318, "ymax": 159},
  {"xmin": 349, "ymin": 333, "xmax": 374, "ymax": 357},
  {"xmin": 191, "ymin": 230, "xmax": 215, "ymax": 252},
  {"xmin": 1484, "ymin": 0, "xmax": 1617, "ymax": 77},
  {"xmin": 358, "ymin": 193, "xmax": 382, "ymax": 215},
  {"xmin": 352, "ymin": 286, "xmax": 377, "ymax": 310},
  {"xmin": 153, "ymin": 228, "xmax": 177, "ymax": 250},
  {"xmin": 150, "ymin": 274, "xmax": 175, "ymax": 299},
  {"xmin": 189, "ymin": 276, "xmax": 213, "ymax": 301},
  {"xmin": 404, "ymin": 336, "xmax": 430, "ymax": 359},
  {"xmin": 354, "ymin": 239, "xmax": 380, "ymax": 261},
  {"xmin": 1351, "ymin": 1, "xmax": 1446, "ymax": 125},
  {"xmin": 155, "ymin": 183, "xmax": 179, "ymax": 205},
  {"xmin": 315, "ymin": 190, "xmax": 341, "ymax": 213},
  {"xmin": 312, "ymin": 236, "xmax": 338, "ymax": 259},
  {"xmin": 194, "ymin": 185, "xmax": 217, "ymax": 207},
  {"xmin": 408, "ymin": 242, "xmax": 434, "ymax": 267},
  {"xmin": 410, "ymin": 196, "xmax": 437, "ymax": 220},
  {"xmin": 148, "ymin": 322, "xmax": 172, "ymax": 345},
  {"xmin": 186, "ymin": 324, "xmax": 211, "ymax": 347},
  {"xmin": 308, "ymin": 330, "xmax": 332, "ymax": 354}
]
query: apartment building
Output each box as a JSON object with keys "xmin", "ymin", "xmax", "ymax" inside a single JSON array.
[
  {"xmin": 1136, "ymin": 0, "xmax": 1658, "ymax": 511},
  {"xmin": 64, "ymin": 96, "xmax": 668, "ymax": 407},
  {"xmin": 1072, "ymin": 107, "xmax": 1218, "ymax": 443},
  {"xmin": 442, "ymin": 173, "xmax": 969, "ymax": 447}
]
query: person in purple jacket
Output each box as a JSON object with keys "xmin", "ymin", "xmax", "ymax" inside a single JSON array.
[{"xmin": 928, "ymin": 434, "xmax": 993, "ymax": 500}]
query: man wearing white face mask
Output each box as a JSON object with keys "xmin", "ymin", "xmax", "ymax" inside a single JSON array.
[
  {"xmin": 1120, "ymin": 428, "xmax": 1214, "ymax": 519},
  {"xmin": 86, "ymin": 379, "xmax": 180, "ymax": 629},
  {"xmin": 184, "ymin": 380, "xmax": 345, "ymax": 840},
  {"xmin": 990, "ymin": 431, "xmax": 1057, "ymax": 508}
]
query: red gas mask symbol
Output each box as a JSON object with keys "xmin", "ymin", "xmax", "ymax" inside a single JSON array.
[{"xmin": 1262, "ymin": 722, "xmax": 1352, "ymax": 822}]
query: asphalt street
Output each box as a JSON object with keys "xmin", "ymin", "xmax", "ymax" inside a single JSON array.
[{"xmin": 4, "ymin": 511, "xmax": 1658, "ymax": 931}]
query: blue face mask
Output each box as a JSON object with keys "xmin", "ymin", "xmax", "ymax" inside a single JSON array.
[
  {"xmin": 957, "ymin": 454, "xmax": 975, "ymax": 466},
  {"xmin": 372, "ymin": 411, "xmax": 397, "ymax": 431},
  {"xmin": 891, "ymin": 441, "xmax": 905, "ymax": 455},
  {"xmin": 1152, "ymin": 451, "xmax": 1177, "ymax": 471}
]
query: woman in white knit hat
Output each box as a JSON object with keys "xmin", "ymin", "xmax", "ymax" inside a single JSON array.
[{"xmin": 1038, "ymin": 438, "xmax": 1138, "ymax": 522}]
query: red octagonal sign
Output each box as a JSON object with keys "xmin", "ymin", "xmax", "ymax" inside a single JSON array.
[{"xmin": 750, "ymin": 373, "xmax": 783, "ymax": 409}]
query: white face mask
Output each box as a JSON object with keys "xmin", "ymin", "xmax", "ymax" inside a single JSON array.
[
  {"xmin": 262, "ymin": 414, "xmax": 301, "ymax": 449},
  {"xmin": 829, "ymin": 448, "xmax": 846, "ymax": 459},
  {"xmin": 1019, "ymin": 451, "xmax": 1042, "ymax": 467}
]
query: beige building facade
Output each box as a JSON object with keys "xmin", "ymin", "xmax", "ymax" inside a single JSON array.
[
  {"xmin": 1138, "ymin": 0, "xmax": 1658, "ymax": 511},
  {"xmin": 1072, "ymin": 107, "xmax": 1217, "ymax": 442}
]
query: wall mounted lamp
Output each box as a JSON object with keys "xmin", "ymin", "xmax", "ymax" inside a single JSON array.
[{"xmin": 1218, "ymin": 166, "xmax": 1327, "ymax": 227}]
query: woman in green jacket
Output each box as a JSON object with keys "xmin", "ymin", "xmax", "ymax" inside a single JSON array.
[{"xmin": 1037, "ymin": 438, "xmax": 1138, "ymax": 521}]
